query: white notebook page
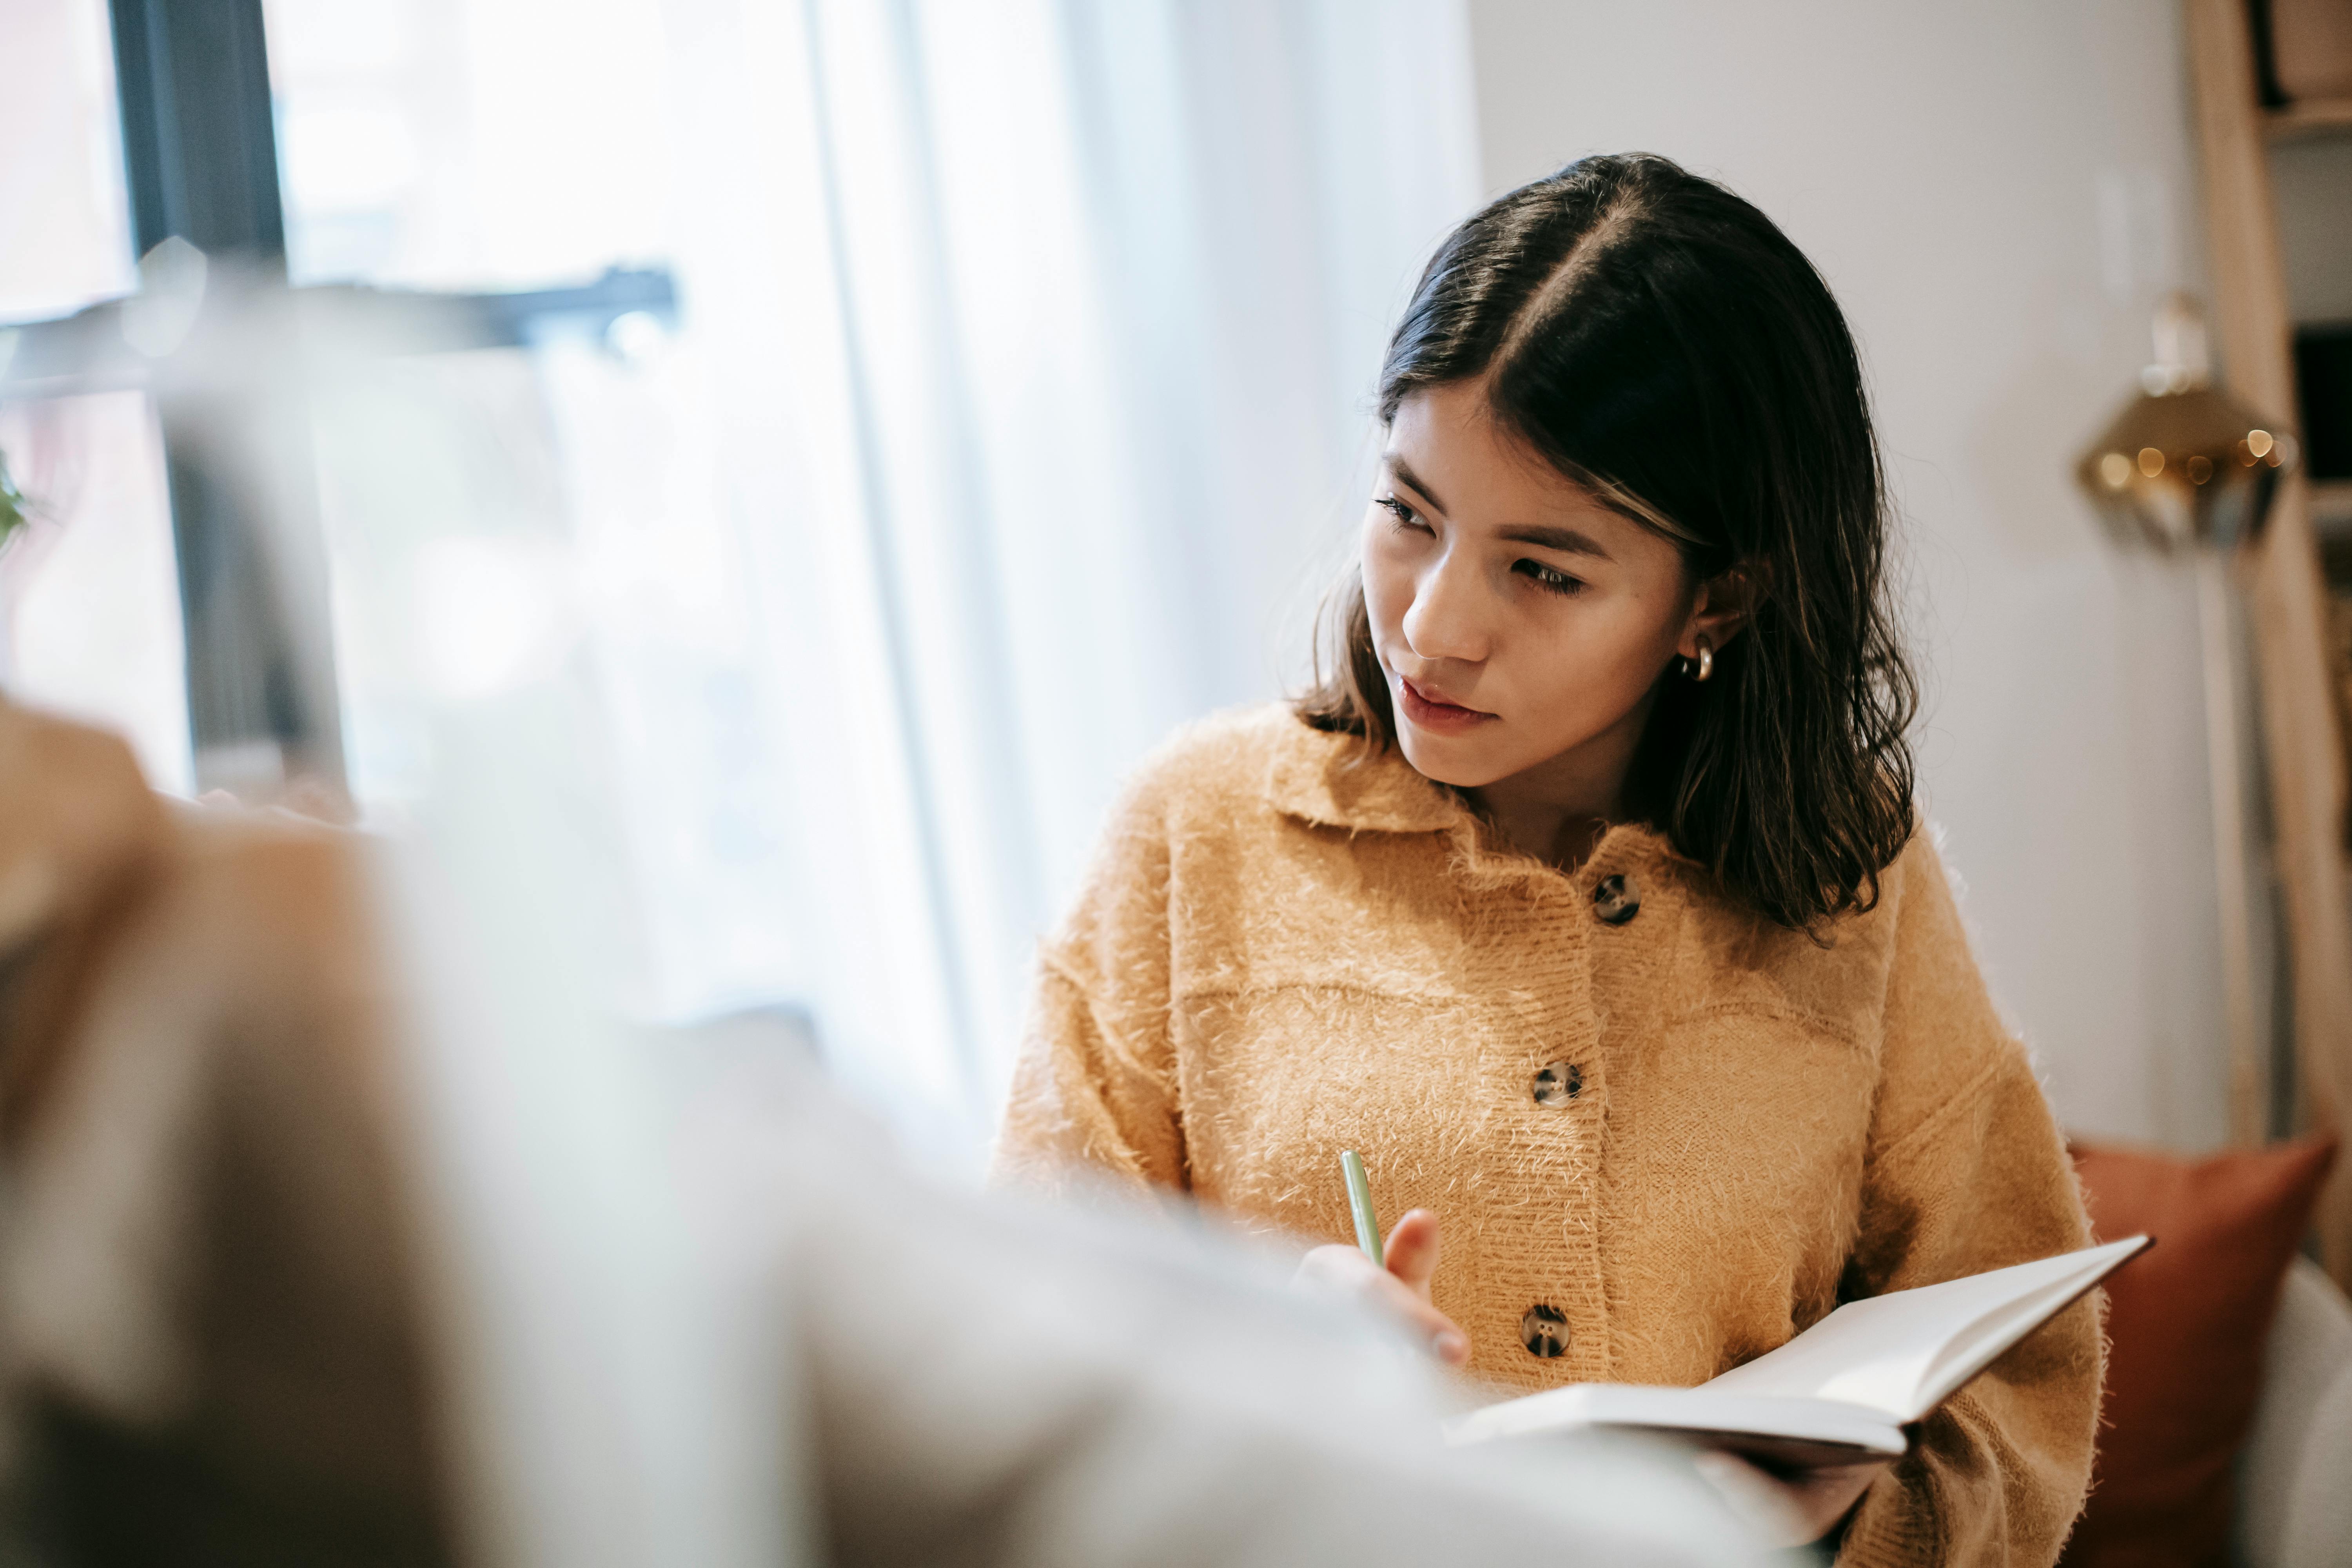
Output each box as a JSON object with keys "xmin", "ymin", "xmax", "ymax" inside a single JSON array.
[{"xmin": 1699, "ymin": 1240, "xmax": 2144, "ymax": 1419}]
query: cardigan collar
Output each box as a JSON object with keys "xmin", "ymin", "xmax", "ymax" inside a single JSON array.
[
  {"xmin": 1261, "ymin": 722, "xmax": 1468, "ymax": 835},
  {"xmin": 1259, "ymin": 712, "xmax": 1682, "ymax": 892}
]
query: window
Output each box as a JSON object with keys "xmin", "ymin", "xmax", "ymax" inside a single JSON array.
[
  {"xmin": 263, "ymin": 0, "xmax": 674, "ymax": 291},
  {"xmin": 0, "ymin": 0, "xmax": 185, "ymax": 788},
  {"xmin": 0, "ymin": 0, "xmax": 134, "ymax": 321},
  {"xmin": 0, "ymin": 0, "xmax": 686, "ymax": 801},
  {"xmin": 0, "ymin": 393, "xmax": 189, "ymax": 791},
  {"xmin": 0, "ymin": 0, "xmax": 801, "ymax": 1016}
]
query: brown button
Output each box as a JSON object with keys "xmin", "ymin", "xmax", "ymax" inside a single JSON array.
[
  {"xmin": 1532, "ymin": 1061, "xmax": 1583, "ymax": 1105},
  {"xmin": 1592, "ymin": 873, "xmax": 1639, "ymax": 925},
  {"xmin": 1521, "ymin": 1304, "xmax": 1570, "ymax": 1358}
]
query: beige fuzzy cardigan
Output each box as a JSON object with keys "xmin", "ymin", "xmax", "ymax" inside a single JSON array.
[{"xmin": 994, "ymin": 705, "xmax": 2102, "ymax": 1568}]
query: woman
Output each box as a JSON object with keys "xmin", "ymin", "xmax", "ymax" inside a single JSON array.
[{"xmin": 994, "ymin": 154, "xmax": 2100, "ymax": 1564}]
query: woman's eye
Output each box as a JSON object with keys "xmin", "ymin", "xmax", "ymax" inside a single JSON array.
[
  {"xmin": 1376, "ymin": 495, "xmax": 1428, "ymax": 531},
  {"xmin": 1515, "ymin": 559, "xmax": 1584, "ymax": 596}
]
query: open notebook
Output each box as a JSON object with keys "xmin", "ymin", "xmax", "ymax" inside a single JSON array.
[{"xmin": 1444, "ymin": 1236, "xmax": 2149, "ymax": 1470}]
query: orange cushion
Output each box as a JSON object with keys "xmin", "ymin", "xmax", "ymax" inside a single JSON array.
[{"xmin": 2061, "ymin": 1135, "xmax": 2337, "ymax": 1568}]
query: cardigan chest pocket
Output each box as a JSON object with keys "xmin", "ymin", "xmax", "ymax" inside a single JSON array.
[
  {"xmin": 1169, "ymin": 981, "xmax": 1512, "ymax": 1235},
  {"xmin": 1622, "ymin": 1005, "xmax": 1876, "ymax": 1337}
]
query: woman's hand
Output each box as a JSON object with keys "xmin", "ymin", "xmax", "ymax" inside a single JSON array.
[
  {"xmin": 1293, "ymin": 1208, "xmax": 1470, "ymax": 1367},
  {"xmin": 1690, "ymin": 1451, "xmax": 1889, "ymax": 1548}
]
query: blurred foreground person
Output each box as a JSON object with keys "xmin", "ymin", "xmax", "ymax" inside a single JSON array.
[{"xmin": 0, "ymin": 700, "xmax": 1757, "ymax": 1568}]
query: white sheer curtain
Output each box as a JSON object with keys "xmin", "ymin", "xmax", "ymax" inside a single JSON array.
[{"xmin": 639, "ymin": 0, "xmax": 1481, "ymax": 1164}]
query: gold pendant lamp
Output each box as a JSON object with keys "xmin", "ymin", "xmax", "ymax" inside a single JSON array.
[{"xmin": 2074, "ymin": 292, "xmax": 2296, "ymax": 1148}]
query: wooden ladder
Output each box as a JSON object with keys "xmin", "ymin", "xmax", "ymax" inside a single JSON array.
[{"xmin": 2184, "ymin": 0, "xmax": 2352, "ymax": 1285}]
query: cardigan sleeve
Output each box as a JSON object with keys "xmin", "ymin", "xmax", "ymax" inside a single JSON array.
[
  {"xmin": 990, "ymin": 775, "xmax": 1187, "ymax": 1197},
  {"xmin": 1835, "ymin": 835, "xmax": 2103, "ymax": 1568}
]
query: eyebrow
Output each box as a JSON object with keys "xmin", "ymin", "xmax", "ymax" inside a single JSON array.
[
  {"xmin": 1500, "ymin": 524, "xmax": 1613, "ymax": 560},
  {"xmin": 1383, "ymin": 454, "xmax": 1447, "ymax": 515},
  {"xmin": 1383, "ymin": 454, "xmax": 1615, "ymax": 561}
]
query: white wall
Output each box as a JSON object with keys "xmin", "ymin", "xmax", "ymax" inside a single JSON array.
[{"xmin": 1467, "ymin": 0, "xmax": 2232, "ymax": 1149}]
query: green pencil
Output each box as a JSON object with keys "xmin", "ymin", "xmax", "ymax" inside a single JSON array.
[{"xmin": 1340, "ymin": 1149, "xmax": 1383, "ymax": 1268}]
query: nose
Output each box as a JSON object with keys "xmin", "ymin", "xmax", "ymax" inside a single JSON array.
[{"xmin": 1399, "ymin": 550, "xmax": 1491, "ymax": 666}]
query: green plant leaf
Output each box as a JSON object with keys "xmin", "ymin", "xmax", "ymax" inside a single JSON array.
[{"xmin": 0, "ymin": 451, "xmax": 27, "ymax": 546}]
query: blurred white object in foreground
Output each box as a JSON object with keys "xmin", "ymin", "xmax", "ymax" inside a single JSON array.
[{"xmin": 666, "ymin": 1033, "xmax": 1764, "ymax": 1566}]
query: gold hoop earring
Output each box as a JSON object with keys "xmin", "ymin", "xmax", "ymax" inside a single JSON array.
[{"xmin": 1685, "ymin": 636, "xmax": 1714, "ymax": 682}]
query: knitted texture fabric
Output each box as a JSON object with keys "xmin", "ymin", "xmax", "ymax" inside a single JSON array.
[{"xmin": 993, "ymin": 705, "xmax": 2103, "ymax": 1568}]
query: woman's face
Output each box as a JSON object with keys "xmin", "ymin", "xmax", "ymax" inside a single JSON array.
[{"xmin": 1362, "ymin": 379, "xmax": 1723, "ymax": 795}]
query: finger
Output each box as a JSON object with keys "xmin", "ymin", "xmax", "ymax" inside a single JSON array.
[
  {"xmin": 1691, "ymin": 1453, "xmax": 1887, "ymax": 1548},
  {"xmin": 1383, "ymin": 1209, "xmax": 1442, "ymax": 1296},
  {"xmin": 1293, "ymin": 1243, "xmax": 1374, "ymax": 1292},
  {"xmin": 1775, "ymin": 1460, "xmax": 1888, "ymax": 1536},
  {"xmin": 1690, "ymin": 1452, "xmax": 1813, "ymax": 1548},
  {"xmin": 1356, "ymin": 1267, "xmax": 1469, "ymax": 1365},
  {"xmin": 1293, "ymin": 1243, "xmax": 1469, "ymax": 1365},
  {"xmin": 279, "ymin": 775, "xmax": 357, "ymax": 826}
]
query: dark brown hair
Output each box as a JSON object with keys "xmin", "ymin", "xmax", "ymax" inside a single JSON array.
[{"xmin": 1297, "ymin": 153, "xmax": 1918, "ymax": 931}]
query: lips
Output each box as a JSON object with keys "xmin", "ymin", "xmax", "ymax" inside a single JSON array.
[{"xmin": 1396, "ymin": 675, "xmax": 1497, "ymax": 733}]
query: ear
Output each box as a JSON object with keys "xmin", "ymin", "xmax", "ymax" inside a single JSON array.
[{"xmin": 1676, "ymin": 566, "xmax": 1757, "ymax": 660}]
